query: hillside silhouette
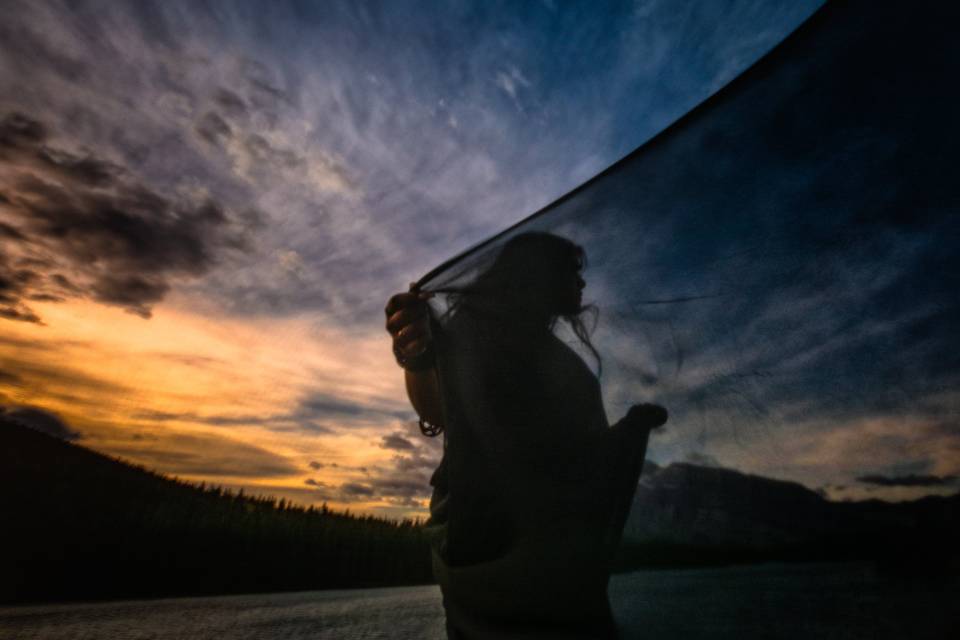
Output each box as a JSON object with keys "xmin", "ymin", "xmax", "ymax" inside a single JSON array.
[{"xmin": 1, "ymin": 416, "xmax": 432, "ymax": 604}]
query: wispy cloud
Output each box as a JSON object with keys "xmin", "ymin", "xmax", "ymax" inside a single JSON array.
[{"xmin": 107, "ymin": 430, "xmax": 302, "ymax": 479}]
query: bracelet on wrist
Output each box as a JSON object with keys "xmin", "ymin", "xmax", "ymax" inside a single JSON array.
[{"xmin": 418, "ymin": 417, "xmax": 444, "ymax": 437}]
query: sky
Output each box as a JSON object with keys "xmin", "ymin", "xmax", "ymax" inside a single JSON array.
[{"xmin": 2, "ymin": 0, "xmax": 956, "ymax": 517}]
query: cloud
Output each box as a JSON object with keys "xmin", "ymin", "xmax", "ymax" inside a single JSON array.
[
  {"xmin": 494, "ymin": 65, "xmax": 531, "ymax": 104},
  {"xmin": 299, "ymin": 474, "xmax": 421, "ymax": 505},
  {"xmin": 0, "ymin": 112, "xmax": 258, "ymax": 322},
  {"xmin": 131, "ymin": 389, "xmax": 413, "ymax": 435},
  {"xmin": 0, "ymin": 0, "xmax": 824, "ymax": 332},
  {"xmin": 0, "ymin": 342, "xmax": 132, "ymax": 409},
  {"xmin": 132, "ymin": 408, "xmax": 336, "ymax": 434},
  {"xmin": 0, "ymin": 0, "xmax": 832, "ymax": 510},
  {"xmin": 379, "ymin": 431, "xmax": 415, "ymax": 451},
  {"xmin": 1, "ymin": 405, "xmax": 81, "ymax": 440},
  {"xmin": 298, "ymin": 422, "xmax": 440, "ymax": 509},
  {"xmin": 294, "ymin": 391, "xmax": 412, "ymax": 425},
  {"xmin": 341, "ymin": 482, "xmax": 375, "ymax": 497},
  {"xmin": 367, "ymin": 476, "xmax": 427, "ymax": 499},
  {"xmin": 192, "ymin": 96, "xmax": 354, "ymax": 196},
  {"xmin": 856, "ymin": 473, "xmax": 958, "ymax": 488},
  {"xmin": 0, "ymin": 369, "xmax": 22, "ymax": 385},
  {"xmin": 298, "ymin": 393, "xmax": 376, "ymax": 417},
  {"xmin": 108, "ymin": 431, "xmax": 300, "ymax": 479},
  {"xmin": 337, "ymin": 427, "xmax": 440, "ymax": 507}
]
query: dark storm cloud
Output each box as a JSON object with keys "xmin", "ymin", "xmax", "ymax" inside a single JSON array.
[
  {"xmin": 856, "ymin": 474, "xmax": 958, "ymax": 488},
  {"xmin": 0, "ymin": 112, "xmax": 256, "ymax": 321},
  {"xmin": 1, "ymin": 405, "xmax": 81, "ymax": 440}
]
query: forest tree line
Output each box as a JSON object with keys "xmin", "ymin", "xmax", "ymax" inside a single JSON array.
[{"xmin": 1, "ymin": 416, "xmax": 433, "ymax": 604}]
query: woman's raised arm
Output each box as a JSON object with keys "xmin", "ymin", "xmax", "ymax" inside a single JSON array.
[{"xmin": 385, "ymin": 287, "xmax": 445, "ymax": 428}]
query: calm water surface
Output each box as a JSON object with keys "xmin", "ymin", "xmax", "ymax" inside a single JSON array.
[{"xmin": 1, "ymin": 563, "xmax": 956, "ymax": 639}]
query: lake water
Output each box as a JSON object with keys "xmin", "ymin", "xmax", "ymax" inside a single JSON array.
[{"xmin": 1, "ymin": 563, "xmax": 956, "ymax": 639}]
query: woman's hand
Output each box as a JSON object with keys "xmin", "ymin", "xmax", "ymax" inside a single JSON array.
[
  {"xmin": 384, "ymin": 284, "xmax": 433, "ymax": 367},
  {"xmin": 385, "ymin": 285, "xmax": 445, "ymax": 431},
  {"xmin": 624, "ymin": 403, "xmax": 668, "ymax": 431}
]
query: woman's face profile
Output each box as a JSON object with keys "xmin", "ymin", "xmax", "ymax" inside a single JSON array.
[
  {"xmin": 551, "ymin": 251, "xmax": 586, "ymax": 316},
  {"xmin": 478, "ymin": 233, "xmax": 586, "ymax": 320}
]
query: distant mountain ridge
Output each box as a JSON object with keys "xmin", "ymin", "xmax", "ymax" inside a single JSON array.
[
  {"xmin": 627, "ymin": 462, "xmax": 827, "ymax": 546},
  {"xmin": 621, "ymin": 461, "xmax": 960, "ymax": 571}
]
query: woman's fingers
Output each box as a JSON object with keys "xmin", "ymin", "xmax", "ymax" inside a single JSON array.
[
  {"xmin": 384, "ymin": 291, "xmax": 420, "ymax": 318},
  {"xmin": 386, "ymin": 305, "xmax": 429, "ymax": 336},
  {"xmin": 394, "ymin": 322, "xmax": 429, "ymax": 350},
  {"xmin": 397, "ymin": 335, "xmax": 430, "ymax": 358},
  {"xmin": 385, "ymin": 289, "xmax": 435, "ymax": 364},
  {"xmin": 385, "ymin": 289, "xmax": 434, "ymax": 317}
]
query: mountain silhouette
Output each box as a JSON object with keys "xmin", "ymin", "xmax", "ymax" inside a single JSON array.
[
  {"xmin": 621, "ymin": 462, "xmax": 960, "ymax": 573},
  {"xmin": 0, "ymin": 415, "xmax": 432, "ymax": 604}
]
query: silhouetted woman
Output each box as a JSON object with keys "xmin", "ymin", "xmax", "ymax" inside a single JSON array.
[{"xmin": 385, "ymin": 232, "xmax": 666, "ymax": 639}]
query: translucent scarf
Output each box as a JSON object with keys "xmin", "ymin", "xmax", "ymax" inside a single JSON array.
[{"xmin": 416, "ymin": 0, "xmax": 959, "ymax": 486}]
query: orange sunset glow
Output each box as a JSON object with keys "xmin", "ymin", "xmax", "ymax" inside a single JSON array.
[{"xmin": 0, "ymin": 295, "xmax": 439, "ymax": 517}]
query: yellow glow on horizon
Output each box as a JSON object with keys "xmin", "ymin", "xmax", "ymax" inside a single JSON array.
[{"xmin": 0, "ymin": 298, "xmax": 427, "ymax": 517}]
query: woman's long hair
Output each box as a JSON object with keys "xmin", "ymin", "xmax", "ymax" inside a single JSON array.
[{"xmin": 440, "ymin": 232, "xmax": 602, "ymax": 374}]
